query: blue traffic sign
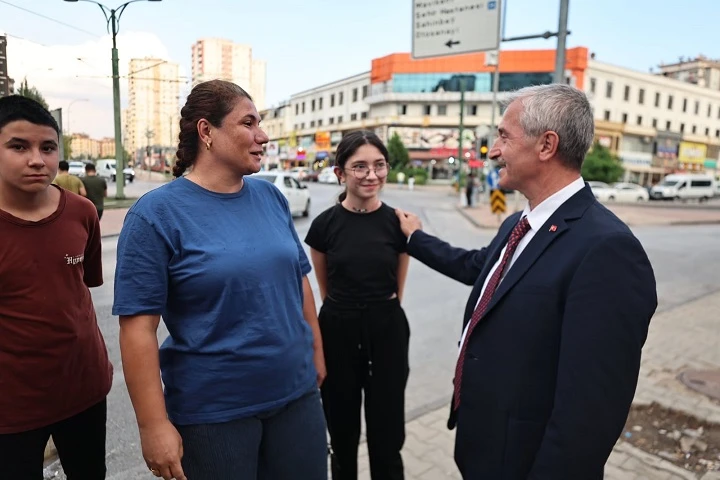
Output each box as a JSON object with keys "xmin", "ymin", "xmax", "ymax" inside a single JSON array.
[{"xmin": 487, "ymin": 169, "xmax": 500, "ymax": 189}]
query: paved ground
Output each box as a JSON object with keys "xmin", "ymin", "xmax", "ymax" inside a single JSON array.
[{"xmin": 44, "ymin": 181, "xmax": 720, "ymax": 479}]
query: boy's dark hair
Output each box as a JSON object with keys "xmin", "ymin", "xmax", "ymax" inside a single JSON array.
[
  {"xmin": 0, "ymin": 95, "xmax": 60, "ymax": 135},
  {"xmin": 58, "ymin": 161, "xmax": 69, "ymax": 171},
  {"xmin": 85, "ymin": 163, "xmax": 96, "ymax": 172}
]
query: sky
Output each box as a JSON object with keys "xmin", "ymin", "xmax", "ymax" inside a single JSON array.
[{"xmin": 1, "ymin": 0, "xmax": 719, "ymax": 139}]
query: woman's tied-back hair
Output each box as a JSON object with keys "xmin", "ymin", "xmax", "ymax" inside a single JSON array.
[
  {"xmin": 173, "ymin": 80, "xmax": 253, "ymax": 177},
  {"xmin": 334, "ymin": 130, "xmax": 390, "ymax": 202}
]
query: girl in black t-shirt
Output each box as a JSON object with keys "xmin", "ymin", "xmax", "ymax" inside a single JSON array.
[{"xmin": 305, "ymin": 130, "xmax": 410, "ymax": 480}]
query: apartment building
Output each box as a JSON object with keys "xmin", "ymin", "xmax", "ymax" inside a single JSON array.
[
  {"xmin": 124, "ymin": 58, "xmax": 180, "ymax": 165},
  {"xmin": 191, "ymin": 38, "xmax": 266, "ymax": 109}
]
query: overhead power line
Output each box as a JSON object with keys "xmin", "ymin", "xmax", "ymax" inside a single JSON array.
[{"xmin": 0, "ymin": 0, "xmax": 99, "ymax": 38}]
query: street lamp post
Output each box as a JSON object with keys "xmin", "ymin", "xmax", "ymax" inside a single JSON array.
[
  {"xmin": 66, "ymin": 98, "xmax": 89, "ymax": 135},
  {"xmin": 63, "ymin": 0, "xmax": 162, "ymax": 199}
]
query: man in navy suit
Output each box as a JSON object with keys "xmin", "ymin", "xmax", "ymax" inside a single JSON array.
[{"xmin": 396, "ymin": 84, "xmax": 657, "ymax": 479}]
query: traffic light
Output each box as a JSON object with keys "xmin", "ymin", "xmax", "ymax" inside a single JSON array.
[{"xmin": 479, "ymin": 138, "xmax": 489, "ymax": 160}]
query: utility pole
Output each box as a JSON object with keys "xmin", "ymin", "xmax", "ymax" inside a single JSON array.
[
  {"xmin": 63, "ymin": 0, "xmax": 163, "ymax": 198},
  {"xmin": 554, "ymin": 0, "xmax": 570, "ymax": 84},
  {"xmin": 457, "ymin": 78, "xmax": 465, "ymax": 172},
  {"xmin": 145, "ymin": 128, "xmax": 154, "ymax": 175}
]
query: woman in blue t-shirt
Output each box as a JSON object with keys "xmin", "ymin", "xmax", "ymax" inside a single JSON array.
[
  {"xmin": 305, "ymin": 131, "xmax": 411, "ymax": 480},
  {"xmin": 113, "ymin": 80, "xmax": 327, "ymax": 480}
]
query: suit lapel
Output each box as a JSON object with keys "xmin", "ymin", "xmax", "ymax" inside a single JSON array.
[
  {"xmin": 481, "ymin": 186, "xmax": 596, "ymax": 318},
  {"xmin": 462, "ymin": 214, "xmax": 519, "ymax": 325}
]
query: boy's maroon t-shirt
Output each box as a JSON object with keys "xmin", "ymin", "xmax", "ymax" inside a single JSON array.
[{"xmin": 0, "ymin": 186, "xmax": 113, "ymax": 434}]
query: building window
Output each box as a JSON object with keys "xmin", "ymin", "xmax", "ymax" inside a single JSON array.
[
  {"xmin": 319, "ymin": 97, "xmax": 323, "ymax": 110},
  {"xmin": 311, "ymin": 99, "xmax": 316, "ymax": 112},
  {"xmin": 362, "ymin": 85, "xmax": 368, "ymax": 98},
  {"xmin": 666, "ymin": 120, "xmax": 671, "ymax": 130},
  {"xmin": 310, "ymin": 120, "xmax": 315, "ymax": 127},
  {"xmin": 589, "ymin": 77, "xmax": 596, "ymax": 94},
  {"xmin": 682, "ymin": 98, "xmax": 687, "ymax": 113},
  {"xmin": 352, "ymin": 88, "xmax": 358, "ymax": 102},
  {"xmin": 621, "ymin": 113, "xmax": 628, "ymax": 123},
  {"xmin": 330, "ymin": 94, "xmax": 335, "ymax": 107},
  {"xmin": 691, "ymin": 125, "xmax": 696, "ymax": 134},
  {"xmin": 603, "ymin": 110, "xmax": 611, "ymax": 121},
  {"xmin": 350, "ymin": 113, "xmax": 357, "ymax": 121},
  {"xmin": 652, "ymin": 118, "xmax": 658, "ymax": 128},
  {"xmin": 636, "ymin": 115, "xmax": 642, "ymax": 126},
  {"xmin": 708, "ymin": 104, "xmax": 712, "ymax": 117},
  {"xmin": 423, "ymin": 105, "xmax": 431, "ymax": 115},
  {"xmin": 302, "ymin": 102, "xmax": 306, "ymax": 114},
  {"xmin": 694, "ymin": 101, "xmax": 699, "ymax": 115},
  {"xmin": 667, "ymin": 96, "xmax": 673, "ymax": 110},
  {"xmin": 301, "ymin": 122, "xmax": 305, "ymax": 129},
  {"xmin": 338, "ymin": 115, "xmax": 343, "ymax": 123},
  {"xmin": 318, "ymin": 119, "xmax": 323, "ymax": 127},
  {"xmin": 655, "ymin": 92, "xmax": 660, "ymax": 107},
  {"xmin": 705, "ymin": 127, "xmax": 710, "ymax": 136},
  {"xmin": 361, "ymin": 112, "xmax": 368, "ymax": 119},
  {"xmin": 716, "ymin": 129, "xmax": 720, "ymax": 138},
  {"xmin": 294, "ymin": 123, "xmax": 298, "ymax": 130},
  {"xmin": 329, "ymin": 117, "xmax": 334, "ymax": 124},
  {"xmin": 606, "ymin": 81, "xmax": 613, "ymax": 99},
  {"xmin": 339, "ymin": 92, "xmax": 344, "ymax": 105},
  {"xmin": 680, "ymin": 123, "xmax": 685, "ymax": 133},
  {"xmin": 295, "ymin": 104, "xmax": 299, "ymax": 115},
  {"xmin": 624, "ymin": 85, "xmax": 630, "ymax": 101},
  {"xmin": 437, "ymin": 104, "xmax": 447, "ymax": 115},
  {"xmin": 399, "ymin": 104, "xmax": 407, "ymax": 115},
  {"xmin": 470, "ymin": 105, "xmax": 478, "ymax": 115},
  {"xmin": 638, "ymin": 88, "xmax": 645, "ymax": 105}
]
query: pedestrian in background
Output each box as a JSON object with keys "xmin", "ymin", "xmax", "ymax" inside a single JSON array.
[
  {"xmin": 113, "ymin": 80, "xmax": 327, "ymax": 480},
  {"xmin": 305, "ymin": 130, "xmax": 411, "ymax": 480},
  {"xmin": 53, "ymin": 160, "xmax": 86, "ymax": 196},
  {"xmin": 0, "ymin": 95, "xmax": 111, "ymax": 480},
  {"xmin": 396, "ymin": 84, "xmax": 657, "ymax": 479},
  {"xmin": 81, "ymin": 163, "xmax": 107, "ymax": 219}
]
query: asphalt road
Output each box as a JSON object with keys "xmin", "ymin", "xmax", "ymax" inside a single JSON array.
[{"xmin": 46, "ymin": 182, "xmax": 720, "ymax": 479}]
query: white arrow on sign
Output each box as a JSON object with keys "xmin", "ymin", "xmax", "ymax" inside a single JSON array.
[{"xmin": 412, "ymin": 0, "xmax": 502, "ymax": 59}]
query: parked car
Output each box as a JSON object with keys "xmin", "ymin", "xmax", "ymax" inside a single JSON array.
[
  {"xmin": 650, "ymin": 174, "xmax": 716, "ymax": 202},
  {"xmin": 304, "ymin": 169, "xmax": 320, "ymax": 182},
  {"xmin": 587, "ymin": 181, "xmax": 617, "ymax": 202},
  {"xmin": 251, "ymin": 172, "xmax": 311, "ymax": 217},
  {"xmin": 317, "ymin": 167, "xmax": 338, "ymax": 184},
  {"xmin": 289, "ymin": 167, "xmax": 310, "ymax": 182},
  {"xmin": 68, "ymin": 161, "xmax": 86, "ymax": 177},
  {"xmin": 95, "ymin": 159, "xmax": 135, "ymax": 183},
  {"xmin": 611, "ymin": 182, "xmax": 650, "ymax": 202}
]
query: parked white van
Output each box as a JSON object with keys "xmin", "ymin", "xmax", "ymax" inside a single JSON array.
[
  {"xmin": 95, "ymin": 159, "xmax": 135, "ymax": 183},
  {"xmin": 650, "ymin": 174, "xmax": 716, "ymax": 201}
]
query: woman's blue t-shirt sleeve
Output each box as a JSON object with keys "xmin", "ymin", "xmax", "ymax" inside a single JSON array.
[{"xmin": 112, "ymin": 211, "xmax": 171, "ymax": 316}]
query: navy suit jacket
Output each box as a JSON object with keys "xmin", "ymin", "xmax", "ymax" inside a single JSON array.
[{"xmin": 407, "ymin": 185, "xmax": 657, "ymax": 480}]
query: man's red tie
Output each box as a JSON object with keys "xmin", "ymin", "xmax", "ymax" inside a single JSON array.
[{"xmin": 453, "ymin": 216, "xmax": 531, "ymax": 410}]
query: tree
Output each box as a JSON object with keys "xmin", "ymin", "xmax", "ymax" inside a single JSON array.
[
  {"xmin": 387, "ymin": 132, "xmax": 410, "ymax": 170},
  {"xmin": 17, "ymin": 78, "xmax": 49, "ymax": 110},
  {"xmin": 581, "ymin": 143, "xmax": 624, "ymax": 184},
  {"xmin": 62, "ymin": 135, "xmax": 72, "ymax": 159}
]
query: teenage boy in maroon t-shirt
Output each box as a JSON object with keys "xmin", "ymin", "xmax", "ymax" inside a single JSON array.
[{"xmin": 0, "ymin": 95, "xmax": 112, "ymax": 479}]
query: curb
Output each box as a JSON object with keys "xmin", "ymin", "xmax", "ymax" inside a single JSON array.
[
  {"xmin": 456, "ymin": 206, "xmax": 720, "ymax": 229},
  {"xmin": 455, "ymin": 205, "xmax": 511, "ymax": 230}
]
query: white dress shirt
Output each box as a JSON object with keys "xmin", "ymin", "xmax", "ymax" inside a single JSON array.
[{"xmin": 457, "ymin": 177, "xmax": 586, "ymax": 352}]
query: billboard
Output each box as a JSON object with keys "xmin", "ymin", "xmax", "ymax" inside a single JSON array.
[{"xmin": 678, "ymin": 142, "xmax": 707, "ymax": 165}]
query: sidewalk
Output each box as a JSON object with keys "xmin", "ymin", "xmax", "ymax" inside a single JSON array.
[
  {"xmin": 100, "ymin": 208, "xmax": 129, "ymax": 237},
  {"xmin": 457, "ymin": 199, "xmax": 720, "ymax": 229},
  {"xmin": 393, "ymin": 291, "xmax": 720, "ymax": 480}
]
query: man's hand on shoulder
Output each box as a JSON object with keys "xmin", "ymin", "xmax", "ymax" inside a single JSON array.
[{"xmin": 395, "ymin": 208, "xmax": 423, "ymax": 238}]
